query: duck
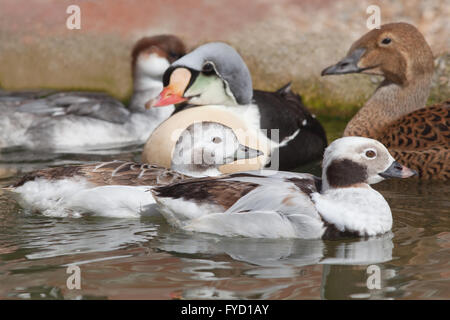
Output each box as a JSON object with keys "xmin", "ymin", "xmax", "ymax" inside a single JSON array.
[
  {"xmin": 5, "ymin": 121, "xmax": 262, "ymax": 218},
  {"xmin": 0, "ymin": 34, "xmax": 186, "ymax": 151},
  {"xmin": 146, "ymin": 42, "xmax": 327, "ymax": 171},
  {"xmin": 321, "ymin": 22, "xmax": 449, "ymax": 179},
  {"xmin": 152, "ymin": 136, "xmax": 416, "ymax": 239}
]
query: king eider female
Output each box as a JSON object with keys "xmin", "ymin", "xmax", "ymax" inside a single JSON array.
[
  {"xmin": 6, "ymin": 122, "xmax": 262, "ymax": 218},
  {"xmin": 147, "ymin": 42, "xmax": 327, "ymax": 171},
  {"xmin": 321, "ymin": 23, "xmax": 449, "ymax": 180},
  {"xmin": 152, "ymin": 137, "xmax": 416, "ymax": 239},
  {"xmin": 0, "ymin": 35, "xmax": 186, "ymax": 151}
]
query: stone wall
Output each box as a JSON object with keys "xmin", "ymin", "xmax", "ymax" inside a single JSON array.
[{"xmin": 0, "ymin": 0, "xmax": 448, "ymax": 115}]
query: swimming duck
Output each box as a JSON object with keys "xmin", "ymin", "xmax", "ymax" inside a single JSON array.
[
  {"xmin": 321, "ymin": 22, "xmax": 449, "ymax": 179},
  {"xmin": 147, "ymin": 42, "xmax": 327, "ymax": 171},
  {"xmin": 0, "ymin": 35, "xmax": 185, "ymax": 151},
  {"xmin": 6, "ymin": 122, "xmax": 262, "ymax": 218},
  {"xmin": 152, "ymin": 137, "xmax": 416, "ymax": 239}
]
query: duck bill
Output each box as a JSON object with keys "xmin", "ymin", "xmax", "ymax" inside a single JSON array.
[
  {"xmin": 379, "ymin": 161, "xmax": 417, "ymax": 179},
  {"xmin": 321, "ymin": 48, "xmax": 366, "ymax": 76},
  {"xmin": 234, "ymin": 144, "xmax": 264, "ymax": 161},
  {"xmin": 148, "ymin": 87, "xmax": 187, "ymax": 108}
]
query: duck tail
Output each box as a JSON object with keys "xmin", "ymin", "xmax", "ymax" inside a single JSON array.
[
  {"xmin": 276, "ymin": 82, "xmax": 292, "ymax": 95},
  {"xmin": 276, "ymin": 82, "xmax": 306, "ymax": 106}
]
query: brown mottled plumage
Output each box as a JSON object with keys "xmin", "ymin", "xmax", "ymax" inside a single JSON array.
[
  {"xmin": 322, "ymin": 23, "xmax": 449, "ymax": 179},
  {"xmin": 13, "ymin": 161, "xmax": 188, "ymax": 188}
]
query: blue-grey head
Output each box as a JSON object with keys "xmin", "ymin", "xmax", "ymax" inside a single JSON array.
[{"xmin": 150, "ymin": 42, "xmax": 253, "ymax": 108}]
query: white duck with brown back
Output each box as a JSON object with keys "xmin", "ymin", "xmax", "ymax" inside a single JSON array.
[
  {"xmin": 152, "ymin": 137, "xmax": 416, "ymax": 239},
  {"xmin": 6, "ymin": 122, "xmax": 262, "ymax": 218}
]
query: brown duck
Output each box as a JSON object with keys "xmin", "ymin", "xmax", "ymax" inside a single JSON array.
[{"xmin": 322, "ymin": 22, "xmax": 449, "ymax": 179}]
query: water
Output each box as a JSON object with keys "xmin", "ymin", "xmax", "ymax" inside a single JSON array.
[{"xmin": 0, "ymin": 121, "xmax": 449, "ymax": 300}]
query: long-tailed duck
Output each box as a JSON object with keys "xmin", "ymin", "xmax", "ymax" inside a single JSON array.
[
  {"xmin": 152, "ymin": 136, "xmax": 416, "ymax": 239},
  {"xmin": 6, "ymin": 122, "xmax": 262, "ymax": 218}
]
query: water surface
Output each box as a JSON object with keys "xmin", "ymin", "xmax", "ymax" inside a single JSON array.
[{"xmin": 0, "ymin": 120, "xmax": 448, "ymax": 300}]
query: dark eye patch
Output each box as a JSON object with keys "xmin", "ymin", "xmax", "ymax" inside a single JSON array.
[
  {"xmin": 326, "ymin": 159, "xmax": 368, "ymax": 188},
  {"xmin": 381, "ymin": 37, "xmax": 391, "ymax": 45}
]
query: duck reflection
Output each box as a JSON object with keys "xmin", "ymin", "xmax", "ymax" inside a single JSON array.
[
  {"xmin": 155, "ymin": 231, "xmax": 394, "ymax": 299},
  {"xmin": 156, "ymin": 231, "xmax": 393, "ymax": 268},
  {"xmin": 2, "ymin": 217, "xmax": 159, "ymax": 260}
]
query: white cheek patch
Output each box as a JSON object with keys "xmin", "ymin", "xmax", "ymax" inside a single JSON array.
[
  {"xmin": 368, "ymin": 153, "xmax": 396, "ymax": 184},
  {"xmin": 367, "ymin": 174, "xmax": 384, "ymax": 184},
  {"xmin": 138, "ymin": 53, "xmax": 170, "ymax": 76}
]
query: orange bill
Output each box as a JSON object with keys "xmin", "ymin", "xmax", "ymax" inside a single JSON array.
[
  {"xmin": 147, "ymin": 67, "xmax": 191, "ymax": 108},
  {"xmin": 150, "ymin": 87, "xmax": 187, "ymax": 108}
]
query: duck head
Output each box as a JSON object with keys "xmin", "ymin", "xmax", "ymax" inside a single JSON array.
[
  {"xmin": 131, "ymin": 35, "xmax": 186, "ymax": 78},
  {"xmin": 321, "ymin": 136, "xmax": 416, "ymax": 190},
  {"xmin": 150, "ymin": 42, "xmax": 253, "ymax": 107},
  {"xmin": 171, "ymin": 121, "xmax": 263, "ymax": 176},
  {"xmin": 321, "ymin": 23, "xmax": 434, "ymax": 85}
]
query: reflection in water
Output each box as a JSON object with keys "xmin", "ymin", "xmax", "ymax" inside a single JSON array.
[
  {"xmin": 0, "ymin": 209, "xmax": 159, "ymax": 260},
  {"xmin": 176, "ymin": 284, "xmax": 292, "ymax": 300},
  {"xmin": 23, "ymin": 219, "xmax": 158, "ymax": 260},
  {"xmin": 155, "ymin": 231, "xmax": 393, "ymax": 269},
  {"xmin": 0, "ymin": 146, "xmax": 448, "ymax": 299},
  {"xmin": 154, "ymin": 230, "xmax": 394, "ymax": 299},
  {"xmin": 320, "ymin": 264, "xmax": 397, "ymax": 300}
]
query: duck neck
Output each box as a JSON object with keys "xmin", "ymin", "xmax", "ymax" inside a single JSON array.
[
  {"xmin": 128, "ymin": 73, "xmax": 164, "ymax": 113},
  {"xmin": 344, "ymin": 75, "xmax": 432, "ymax": 136},
  {"xmin": 321, "ymin": 175, "xmax": 370, "ymax": 193}
]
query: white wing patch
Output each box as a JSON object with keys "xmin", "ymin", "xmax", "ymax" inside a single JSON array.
[{"xmin": 277, "ymin": 129, "xmax": 300, "ymax": 148}]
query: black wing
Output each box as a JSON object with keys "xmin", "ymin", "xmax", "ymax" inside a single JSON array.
[{"xmin": 253, "ymin": 83, "xmax": 327, "ymax": 170}]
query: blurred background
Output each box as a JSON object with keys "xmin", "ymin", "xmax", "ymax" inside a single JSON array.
[{"xmin": 0, "ymin": 0, "xmax": 449, "ymax": 117}]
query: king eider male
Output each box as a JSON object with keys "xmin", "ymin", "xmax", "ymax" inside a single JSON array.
[{"xmin": 148, "ymin": 42, "xmax": 327, "ymax": 171}]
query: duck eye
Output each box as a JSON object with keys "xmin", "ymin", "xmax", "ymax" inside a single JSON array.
[
  {"xmin": 202, "ymin": 62, "xmax": 215, "ymax": 75},
  {"xmin": 381, "ymin": 37, "xmax": 391, "ymax": 45},
  {"xmin": 212, "ymin": 137, "xmax": 222, "ymax": 144},
  {"xmin": 365, "ymin": 149, "xmax": 377, "ymax": 159},
  {"xmin": 168, "ymin": 51, "xmax": 178, "ymax": 59}
]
